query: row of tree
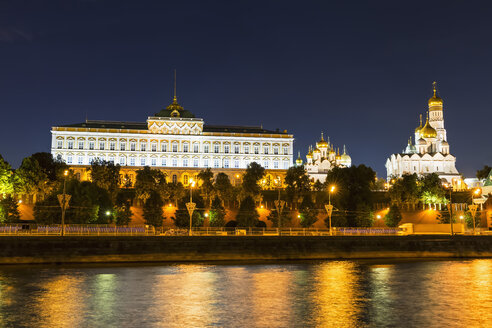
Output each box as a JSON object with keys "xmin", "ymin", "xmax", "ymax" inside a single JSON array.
[{"xmin": 2, "ymin": 152, "xmax": 486, "ymax": 228}]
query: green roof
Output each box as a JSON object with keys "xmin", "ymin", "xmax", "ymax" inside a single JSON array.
[{"xmin": 484, "ymin": 169, "xmax": 492, "ymax": 186}]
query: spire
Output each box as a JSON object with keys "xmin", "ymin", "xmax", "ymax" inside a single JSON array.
[
  {"xmin": 343, "ymin": 144, "xmax": 347, "ymax": 154},
  {"xmin": 420, "ymin": 114, "xmax": 423, "ymax": 127},
  {"xmin": 173, "ymin": 69, "xmax": 177, "ymax": 103},
  {"xmin": 432, "ymin": 81, "xmax": 437, "ymax": 97},
  {"xmin": 320, "ymin": 131, "xmax": 325, "ymax": 141},
  {"xmin": 327, "ymin": 136, "xmax": 330, "ymax": 147}
]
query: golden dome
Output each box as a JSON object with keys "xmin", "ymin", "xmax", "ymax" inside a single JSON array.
[
  {"xmin": 296, "ymin": 152, "xmax": 303, "ymax": 166},
  {"xmin": 428, "ymin": 82, "xmax": 443, "ymax": 107},
  {"xmin": 335, "ymin": 148, "xmax": 341, "ymax": 160},
  {"xmin": 313, "ymin": 148, "xmax": 321, "ymax": 154},
  {"xmin": 329, "ymin": 146, "xmax": 335, "ymax": 154},
  {"xmin": 306, "ymin": 146, "xmax": 313, "ymax": 159},
  {"xmin": 420, "ymin": 115, "xmax": 437, "ymax": 138},
  {"xmin": 316, "ymin": 132, "xmax": 328, "ymax": 148}
]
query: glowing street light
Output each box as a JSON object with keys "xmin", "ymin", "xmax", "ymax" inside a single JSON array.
[
  {"xmin": 186, "ymin": 179, "xmax": 196, "ymax": 236},
  {"xmin": 325, "ymin": 185, "xmax": 336, "ymax": 236}
]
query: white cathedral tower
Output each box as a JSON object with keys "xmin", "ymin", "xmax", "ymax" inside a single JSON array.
[{"xmin": 386, "ymin": 82, "xmax": 460, "ymax": 184}]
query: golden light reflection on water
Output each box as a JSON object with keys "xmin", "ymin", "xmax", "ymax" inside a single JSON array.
[
  {"xmin": 0, "ymin": 260, "xmax": 490, "ymax": 327},
  {"xmin": 152, "ymin": 265, "xmax": 220, "ymax": 327},
  {"xmin": 251, "ymin": 269, "xmax": 294, "ymax": 327},
  {"xmin": 34, "ymin": 274, "xmax": 88, "ymax": 328},
  {"xmin": 310, "ymin": 261, "xmax": 365, "ymax": 327}
]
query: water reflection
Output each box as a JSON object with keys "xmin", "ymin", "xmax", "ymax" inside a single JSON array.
[{"xmin": 0, "ymin": 260, "xmax": 490, "ymax": 327}]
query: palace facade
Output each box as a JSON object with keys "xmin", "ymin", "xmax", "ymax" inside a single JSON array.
[
  {"xmin": 385, "ymin": 82, "xmax": 460, "ymax": 184},
  {"xmin": 51, "ymin": 87, "xmax": 294, "ymax": 188}
]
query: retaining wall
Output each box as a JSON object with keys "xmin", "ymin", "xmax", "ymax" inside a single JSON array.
[{"xmin": 0, "ymin": 235, "xmax": 491, "ymax": 264}]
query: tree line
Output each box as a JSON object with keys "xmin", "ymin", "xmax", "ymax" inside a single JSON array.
[{"xmin": 1, "ymin": 152, "xmax": 487, "ymax": 228}]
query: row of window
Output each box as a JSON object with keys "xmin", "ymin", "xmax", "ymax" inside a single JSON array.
[
  {"xmin": 56, "ymin": 140, "xmax": 290, "ymax": 155},
  {"xmin": 64, "ymin": 155, "xmax": 289, "ymax": 169}
]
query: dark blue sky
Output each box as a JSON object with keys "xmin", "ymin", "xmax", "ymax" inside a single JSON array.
[{"xmin": 1, "ymin": 0, "xmax": 491, "ymax": 177}]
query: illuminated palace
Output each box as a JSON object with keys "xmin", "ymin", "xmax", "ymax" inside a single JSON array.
[
  {"xmin": 297, "ymin": 132, "xmax": 352, "ymax": 183},
  {"xmin": 51, "ymin": 85, "xmax": 294, "ymax": 188},
  {"xmin": 385, "ymin": 82, "xmax": 460, "ymax": 184}
]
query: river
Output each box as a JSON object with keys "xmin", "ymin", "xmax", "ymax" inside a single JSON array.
[{"xmin": 0, "ymin": 260, "xmax": 490, "ymax": 327}]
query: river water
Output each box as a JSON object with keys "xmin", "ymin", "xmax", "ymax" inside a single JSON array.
[{"xmin": 0, "ymin": 260, "xmax": 491, "ymax": 328}]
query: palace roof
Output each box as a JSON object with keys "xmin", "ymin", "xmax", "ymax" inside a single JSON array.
[{"xmin": 55, "ymin": 120, "xmax": 288, "ymax": 135}]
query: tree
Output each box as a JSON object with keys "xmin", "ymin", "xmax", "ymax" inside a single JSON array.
[
  {"xmin": 241, "ymin": 162, "xmax": 265, "ymax": 200},
  {"xmin": 114, "ymin": 189, "xmax": 135, "ymax": 225},
  {"xmin": 31, "ymin": 152, "xmax": 67, "ymax": 182},
  {"xmin": 172, "ymin": 192, "xmax": 205, "ymax": 228},
  {"xmin": 299, "ymin": 195, "xmax": 318, "ymax": 228},
  {"xmin": 267, "ymin": 207, "xmax": 291, "ymax": 227},
  {"xmin": 354, "ymin": 203, "xmax": 374, "ymax": 227},
  {"xmin": 14, "ymin": 156, "xmax": 49, "ymax": 201},
  {"xmin": 143, "ymin": 190, "xmax": 164, "ymax": 227},
  {"xmin": 236, "ymin": 195, "xmax": 259, "ymax": 227},
  {"xmin": 0, "ymin": 196, "xmax": 20, "ymax": 223},
  {"xmin": 477, "ymin": 165, "xmax": 492, "ymax": 180},
  {"xmin": 209, "ymin": 196, "xmax": 226, "ymax": 227},
  {"xmin": 464, "ymin": 211, "xmax": 481, "ymax": 229},
  {"xmin": 284, "ymin": 165, "xmax": 311, "ymax": 208},
  {"xmin": 87, "ymin": 159, "xmax": 121, "ymax": 201},
  {"xmin": 135, "ymin": 167, "xmax": 167, "ymax": 203},
  {"xmin": 419, "ymin": 173, "xmax": 446, "ymax": 205},
  {"xmin": 388, "ymin": 173, "xmax": 419, "ymax": 205},
  {"xmin": 0, "ymin": 155, "xmax": 14, "ymax": 195},
  {"xmin": 325, "ymin": 165, "xmax": 376, "ymax": 227},
  {"xmin": 198, "ymin": 168, "xmax": 214, "ymax": 207},
  {"xmin": 165, "ymin": 182, "xmax": 186, "ymax": 206},
  {"xmin": 214, "ymin": 173, "xmax": 233, "ymax": 206},
  {"xmin": 34, "ymin": 180, "xmax": 112, "ymax": 224},
  {"xmin": 385, "ymin": 204, "xmax": 402, "ymax": 227}
]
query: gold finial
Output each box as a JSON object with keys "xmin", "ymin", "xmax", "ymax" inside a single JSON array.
[
  {"xmin": 432, "ymin": 81, "xmax": 437, "ymax": 97},
  {"xmin": 173, "ymin": 69, "xmax": 177, "ymax": 103},
  {"xmin": 343, "ymin": 144, "xmax": 347, "ymax": 154},
  {"xmin": 420, "ymin": 114, "xmax": 422, "ymax": 126},
  {"xmin": 337, "ymin": 147, "xmax": 340, "ymax": 155},
  {"xmin": 321, "ymin": 131, "xmax": 324, "ymax": 141}
]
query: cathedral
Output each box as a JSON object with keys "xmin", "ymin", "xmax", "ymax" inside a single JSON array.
[
  {"xmin": 297, "ymin": 133, "xmax": 352, "ymax": 183},
  {"xmin": 385, "ymin": 82, "xmax": 460, "ymax": 184}
]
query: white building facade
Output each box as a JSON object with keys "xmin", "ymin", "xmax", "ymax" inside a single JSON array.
[
  {"xmin": 297, "ymin": 132, "xmax": 352, "ymax": 183},
  {"xmin": 51, "ymin": 93, "xmax": 294, "ymax": 186},
  {"xmin": 385, "ymin": 82, "xmax": 460, "ymax": 183}
]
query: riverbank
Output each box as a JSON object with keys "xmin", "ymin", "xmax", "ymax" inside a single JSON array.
[{"xmin": 0, "ymin": 235, "xmax": 491, "ymax": 264}]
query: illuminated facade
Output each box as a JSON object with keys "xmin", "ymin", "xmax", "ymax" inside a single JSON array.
[
  {"xmin": 51, "ymin": 86, "xmax": 294, "ymax": 186},
  {"xmin": 298, "ymin": 132, "xmax": 352, "ymax": 183},
  {"xmin": 385, "ymin": 82, "xmax": 460, "ymax": 183}
]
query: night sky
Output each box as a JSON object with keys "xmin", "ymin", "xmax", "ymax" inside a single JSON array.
[{"xmin": 1, "ymin": 0, "xmax": 491, "ymax": 178}]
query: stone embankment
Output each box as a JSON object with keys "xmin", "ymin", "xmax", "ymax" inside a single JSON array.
[{"xmin": 0, "ymin": 235, "xmax": 491, "ymax": 264}]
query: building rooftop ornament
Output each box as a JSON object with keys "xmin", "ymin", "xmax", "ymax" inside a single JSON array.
[
  {"xmin": 155, "ymin": 70, "xmax": 195, "ymax": 118},
  {"xmin": 428, "ymin": 81, "xmax": 443, "ymax": 107},
  {"xmin": 420, "ymin": 112, "xmax": 437, "ymax": 138}
]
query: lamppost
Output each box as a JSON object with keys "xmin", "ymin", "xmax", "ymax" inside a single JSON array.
[
  {"xmin": 325, "ymin": 185, "xmax": 336, "ymax": 236},
  {"xmin": 60, "ymin": 170, "xmax": 69, "ymax": 236},
  {"xmin": 186, "ymin": 179, "xmax": 196, "ymax": 236},
  {"xmin": 444, "ymin": 183, "xmax": 453, "ymax": 236},
  {"xmin": 274, "ymin": 177, "xmax": 285, "ymax": 234},
  {"xmin": 469, "ymin": 188, "xmax": 482, "ymax": 235}
]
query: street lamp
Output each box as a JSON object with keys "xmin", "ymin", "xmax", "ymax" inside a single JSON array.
[
  {"xmin": 469, "ymin": 187, "xmax": 482, "ymax": 235},
  {"xmin": 274, "ymin": 177, "xmax": 285, "ymax": 234},
  {"xmin": 186, "ymin": 179, "xmax": 196, "ymax": 236},
  {"xmin": 325, "ymin": 185, "xmax": 336, "ymax": 236},
  {"xmin": 61, "ymin": 170, "xmax": 68, "ymax": 236},
  {"xmin": 443, "ymin": 183, "xmax": 453, "ymax": 236}
]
